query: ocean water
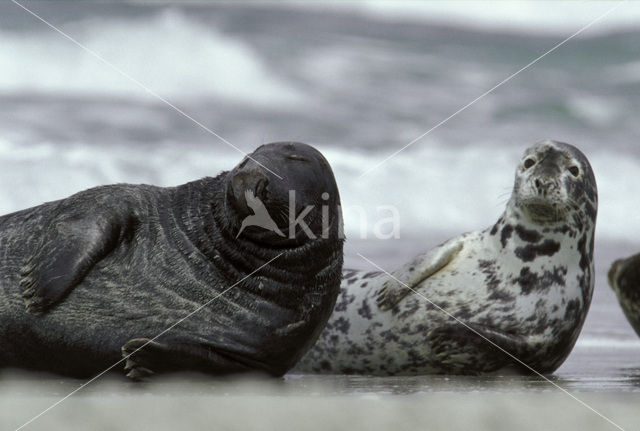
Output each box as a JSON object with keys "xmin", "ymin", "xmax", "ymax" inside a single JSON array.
[{"xmin": 2, "ymin": 2, "xmax": 640, "ymax": 429}]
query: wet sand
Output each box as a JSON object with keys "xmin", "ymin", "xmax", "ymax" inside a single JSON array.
[{"xmin": 2, "ymin": 375, "xmax": 639, "ymax": 431}]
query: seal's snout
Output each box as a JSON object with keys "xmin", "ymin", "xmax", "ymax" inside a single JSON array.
[
  {"xmin": 227, "ymin": 141, "xmax": 341, "ymax": 244},
  {"xmin": 608, "ymin": 259, "xmax": 621, "ymax": 291},
  {"xmin": 229, "ymin": 163, "xmax": 271, "ymax": 217},
  {"xmin": 231, "ymin": 166, "xmax": 268, "ymax": 200},
  {"xmin": 534, "ymin": 177, "xmax": 556, "ymax": 197},
  {"xmin": 253, "ymin": 177, "xmax": 269, "ymax": 201}
]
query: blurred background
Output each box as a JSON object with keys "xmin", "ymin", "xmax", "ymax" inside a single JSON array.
[
  {"xmin": 1, "ymin": 1, "xmax": 640, "ymax": 430},
  {"xmin": 2, "ymin": 1, "xmax": 640, "ymax": 244}
]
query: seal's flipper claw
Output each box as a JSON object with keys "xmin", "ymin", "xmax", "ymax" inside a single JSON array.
[
  {"xmin": 126, "ymin": 367, "xmax": 155, "ymax": 381},
  {"xmin": 20, "ymin": 246, "xmax": 87, "ymax": 314},
  {"xmin": 376, "ymin": 281, "xmax": 403, "ymax": 311},
  {"xmin": 124, "ymin": 356, "xmax": 155, "ymax": 381},
  {"xmin": 24, "ymin": 297, "xmax": 48, "ymax": 316},
  {"xmin": 122, "ymin": 338, "xmax": 159, "ymax": 380}
]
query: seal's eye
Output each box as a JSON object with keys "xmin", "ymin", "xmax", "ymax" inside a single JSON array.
[
  {"xmin": 523, "ymin": 158, "xmax": 536, "ymax": 169},
  {"xmin": 288, "ymin": 154, "xmax": 309, "ymax": 162},
  {"xmin": 569, "ymin": 166, "xmax": 580, "ymax": 177}
]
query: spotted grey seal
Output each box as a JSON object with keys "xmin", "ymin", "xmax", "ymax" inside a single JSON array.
[
  {"xmin": 608, "ymin": 254, "xmax": 640, "ymax": 337},
  {"xmin": 295, "ymin": 140, "xmax": 597, "ymax": 375},
  {"xmin": 0, "ymin": 142, "xmax": 344, "ymax": 379}
]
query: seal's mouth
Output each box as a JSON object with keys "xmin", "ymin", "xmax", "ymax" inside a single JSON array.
[{"xmin": 519, "ymin": 198, "xmax": 568, "ymax": 224}]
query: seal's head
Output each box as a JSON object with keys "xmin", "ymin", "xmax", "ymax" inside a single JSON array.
[
  {"xmin": 512, "ymin": 140, "xmax": 597, "ymax": 226},
  {"xmin": 608, "ymin": 253, "xmax": 640, "ymax": 337},
  {"xmin": 608, "ymin": 255, "xmax": 640, "ymax": 297},
  {"xmin": 227, "ymin": 142, "xmax": 341, "ymax": 244}
]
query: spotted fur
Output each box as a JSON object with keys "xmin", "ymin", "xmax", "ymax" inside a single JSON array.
[{"xmin": 295, "ymin": 140, "xmax": 598, "ymax": 375}]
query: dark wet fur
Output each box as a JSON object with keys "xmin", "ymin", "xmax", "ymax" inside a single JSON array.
[{"xmin": 0, "ymin": 151, "xmax": 344, "ymax": 378}]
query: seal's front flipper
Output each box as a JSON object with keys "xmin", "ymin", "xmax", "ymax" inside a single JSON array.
[
  {"xmin": 376, "ymin": 239, "xmax": 463, "ymax": 311},
  {"xmin": 121, "ymin": 337, "xmax": 257, "ymax": 380},
  {"xmin": 428, "ymin": 323, "xmax": 530, "ymax": 375},
  {"xmin": 121, "ymin": 338, "xmax": 160, "ymax": 381},
  {"xmin": 20, "ymin": 200, "xmax": 135, "ymax": 314}
]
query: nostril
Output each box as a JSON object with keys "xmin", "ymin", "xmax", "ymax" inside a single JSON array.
[
  {"xmin": 535, "ymin": 179, "xmax": 541, "ymax": 190},
  {"xmin": 230, "ymin": 168, "xmax": 268, "ymax": 200},
  {"xmin": 254, "ymin": 178, "xmax": 268, "ymax": 200}
]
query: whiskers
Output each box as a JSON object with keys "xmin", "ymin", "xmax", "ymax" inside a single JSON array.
[
  {"xmin": 277, "ymin": 207, "xmax": 289, "ymax": 223},
  {"xmin": 268, "ymin": 201, "xmax": 290, "ymax": 224},
  {"xmin": 519, "ymin": 197, "xmax": 568, "ymax": 224},
  {"xmin": 496, "ymin": 188, "xmax": 512, "ymax": 207}
]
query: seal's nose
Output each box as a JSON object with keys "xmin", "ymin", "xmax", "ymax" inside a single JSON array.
[
  {"xmin": 534, "ymin": 177, "xmax": 555, "ymax": 197},
  {"xmin": 231, "ymin": 165, "xmax": 269, "ymax": 204}
]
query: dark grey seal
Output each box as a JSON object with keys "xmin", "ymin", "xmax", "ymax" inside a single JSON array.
[
  {"xmin": 608, "ymin": 254, "xmax": 640, "ymax": 337},
  {"xmin": 0, "ymin": 142, "xmax": 344, "ymax": 379}
]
